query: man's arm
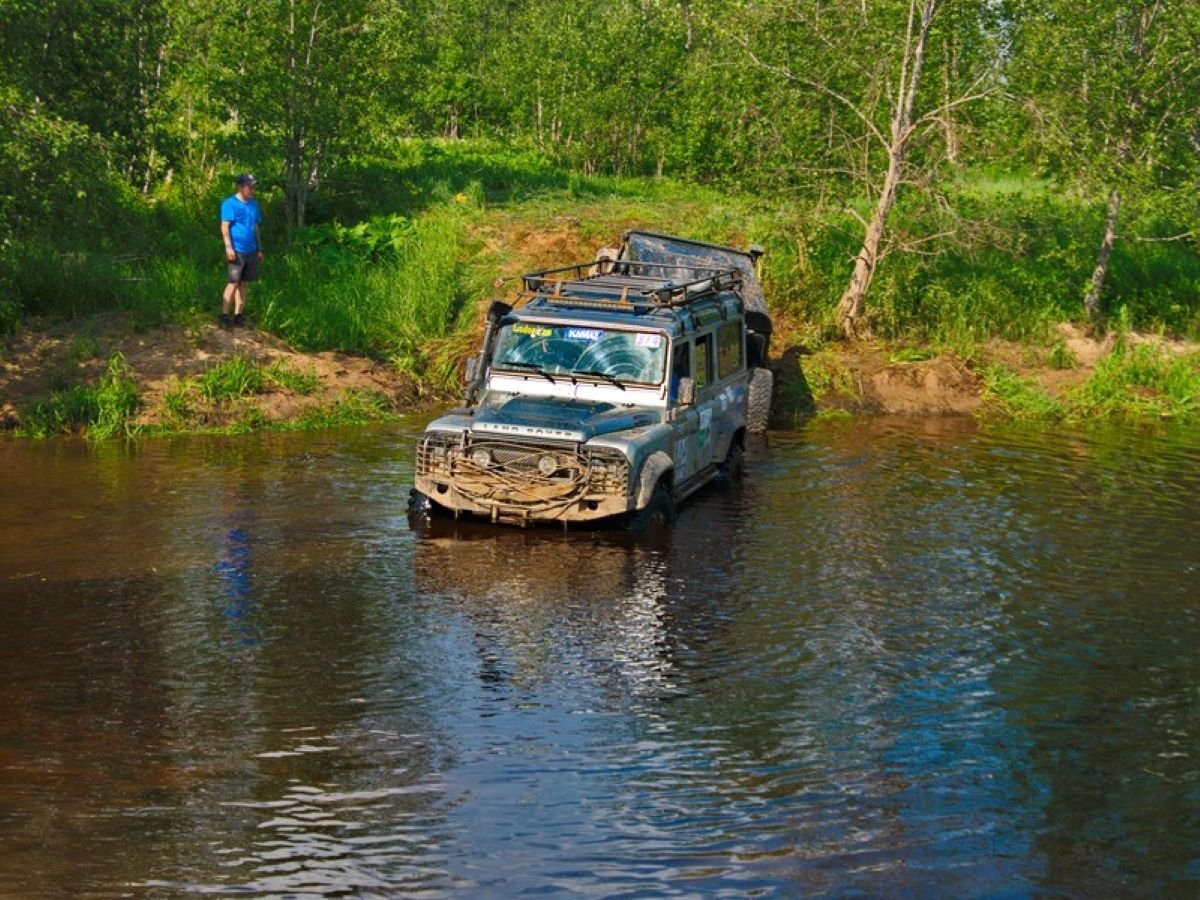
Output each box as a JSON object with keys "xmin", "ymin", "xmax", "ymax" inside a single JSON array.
[
  {"xmin": 220, "ymin": 220, "xmax": 235, "ymax": 261},
  {"xmin": 255, "ymin": 223, "xmax": 263, "ymax": 260}
]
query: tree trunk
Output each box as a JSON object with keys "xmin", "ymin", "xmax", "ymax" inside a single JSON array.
[
  {"xmin": 942, "ymin": 34, "xmax": 959, "ymax": 164},
  {"xmin": 1083, "ymin": 187, "xmax": 1121, "ymax": 329},
  {"xmin": 835, "ymin": 156, "xmax": 902, "ymax": 338},
  {"xmin": 834, "ymin": 0, "xmax": 938, "ymax": 339}
]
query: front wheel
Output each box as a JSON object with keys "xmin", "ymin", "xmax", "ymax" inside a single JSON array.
[
  {"xmin": 626, "ymin": 481, "xmax": 675, "ymax": 532},
  {"xmin": 407, "ymin": 488, "xmax": 434, "ymax": 517},
  {"xmin": 715, "ymin": 442, "xmax": 744, "ymax": 488}
]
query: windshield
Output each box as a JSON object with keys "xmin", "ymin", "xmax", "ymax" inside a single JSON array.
[{"xmin": 492, "ymin": 322, "xmax": 667, "ymax": 386}]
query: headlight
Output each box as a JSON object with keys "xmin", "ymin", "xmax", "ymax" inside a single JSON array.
[
  {"xmin": 537, "ymin": 454, "xmax": 558, "ymax": 476},
  {"xmin": 471, "ymin": 447, "xmax": 492, "ymax": 468}
]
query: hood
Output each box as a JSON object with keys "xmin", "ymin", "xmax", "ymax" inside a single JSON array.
[{"xmin": 471, "ymin": 396, "xmax": 659, "ymax": 442}]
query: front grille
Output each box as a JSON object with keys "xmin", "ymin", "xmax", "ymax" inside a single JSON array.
[{"xmin": 417, "ymin": 432, "xmax": 629, "ymax": 505}]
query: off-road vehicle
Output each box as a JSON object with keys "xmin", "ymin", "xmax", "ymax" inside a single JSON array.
[{"xmin": 409, "ymin": 231, "xmax": 773, "ymax": 527}]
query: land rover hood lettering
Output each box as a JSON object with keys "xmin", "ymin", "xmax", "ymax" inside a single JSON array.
[{"xmin": 471, "ymin": 396, "xmax": 654, "ymax": 441}]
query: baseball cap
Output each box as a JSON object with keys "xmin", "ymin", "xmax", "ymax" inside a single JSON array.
[{"xmin": 235, "ymin": 173, "xmax": 258, "ymax": 186}]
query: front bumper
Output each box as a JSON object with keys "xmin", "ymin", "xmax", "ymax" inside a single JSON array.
[{"xmin": 414, "ymin": 432, "xmax": 633, "ymax": 525}]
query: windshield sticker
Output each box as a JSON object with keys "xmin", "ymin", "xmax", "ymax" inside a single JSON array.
[
  {"xmin": 565, "ymin": 328, "xmax": 604, "ymax": 342},
  {"xmin": 513, "ymin": 323, "xmax": 552, "ymax": 338},
  {"xmin": 635, "ymin": 333, "xmax": 663, "ymax": 348}
]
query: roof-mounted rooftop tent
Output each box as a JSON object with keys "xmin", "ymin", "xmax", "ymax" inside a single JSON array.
[
  {"xmin": 519, "ymin": 259, "xmax": 742, "ymax": 312},
  {"xmin": 619, "ymin": 230, "xmax": 768, "ymax": 315}
]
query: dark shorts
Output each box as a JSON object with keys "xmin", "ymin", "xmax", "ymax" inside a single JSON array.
[{"xmin": 227, "ymin": 251, "xmax": 260, "ymax": 283}]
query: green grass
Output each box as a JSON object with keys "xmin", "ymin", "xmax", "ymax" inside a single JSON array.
[
  {"xmin": 283, "ymin": 390, "xmax": 396, "ymax": 430},
  {"xmin": 19, "ymin": 352, "xmax": 140, "ymax": 439},
  {"xmin": 264, "ymin": 359, "xmax": 320, "ymax": 394},
  {"xmin": 6, "ymin": 140, "xmax": 1198, "ymax": 353},
  {"xmin": 889, "ymin": 347, "xmax": 936, "ymax": 364},
  {"xmin": 199, "ymin": 356, "xmax": 265, "ymax": 401},
  {"xmin": 1047, "ymin": 340, "xmax": 1079, "ymax": 370},
  {"xmin": 979, "ymin": 364, "xmax": 1065, "ymax": 421},
  {"xmin": 979, "ymin": 344, "xmax": 1200, "ymax": 422},
  {"xmin": 1069, "ymin": 344, "xmax": 1200, "ymax": 420}
]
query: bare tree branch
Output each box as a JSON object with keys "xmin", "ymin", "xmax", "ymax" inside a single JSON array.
[{"xmin": 737, "ymin": 37, "xmax": 891, "ymax": 152}]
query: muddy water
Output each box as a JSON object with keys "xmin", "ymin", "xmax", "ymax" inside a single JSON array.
[{"xmin": 1, "ymin": 418, "xmax": 1198, "ymax": 896}]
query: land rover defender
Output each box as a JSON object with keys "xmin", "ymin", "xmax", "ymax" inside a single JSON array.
[{"xmin": 409, "ymin": 231, "xmax": 772, "ymax": 527}]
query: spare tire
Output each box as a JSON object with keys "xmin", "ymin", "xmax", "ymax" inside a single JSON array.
[{"xmin": 747, "ymin": 367, "xmax": 773, "ymax": 434}]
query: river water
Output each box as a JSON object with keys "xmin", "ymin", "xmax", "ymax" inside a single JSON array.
[{"xmin": 1, "ymin": 417, "xmax": 1198, "ymax": 896}]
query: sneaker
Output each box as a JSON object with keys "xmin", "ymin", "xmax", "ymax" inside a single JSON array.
[
  {"xmin": 219, "ymin": 314, "xmax": 234, "ymax": 329},
  {"xmin": 233, "ymin": 314, "xmax": 245, "ymax": 327}
]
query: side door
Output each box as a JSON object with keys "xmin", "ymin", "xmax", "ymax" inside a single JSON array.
[
  {"xmin": 690, "ymin": 330, "xmax": 721, "ymax": 474},
  {"xmin": 669, "ymin": 338, "xmax": 700, "ymax": 483},
  {"xmin": 712, "ymin": 318, "xmax": 748, "ymax": 455}
]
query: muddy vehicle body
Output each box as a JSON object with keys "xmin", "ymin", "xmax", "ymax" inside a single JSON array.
[{"xmin": 410, "ymin": 232, "xmax": 772, "ymax": 527}]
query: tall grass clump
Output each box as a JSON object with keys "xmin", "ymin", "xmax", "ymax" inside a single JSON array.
[
  {"xmin": 20, "ymin": 352, "xmax": 140, "ymax": 438},
  {"xmin": 258, "ymin": 196, "xmax": 485, "ymax": 382},
  {"xmin": 979, "ymin": 364, "xmax": 1064, "ymax": 420},
  {"xmin": 1070, "ymin": 344, "xmax": 1200, "ymax": 420},
  {"xmin": 199, "ymin": 356, "xmax": 265, "ymax": 401}
]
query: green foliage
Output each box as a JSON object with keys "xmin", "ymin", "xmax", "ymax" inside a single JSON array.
[
  {"xmin": 1047, "ymin": 340, "xmax": 1078, "ymax": 370},
  {"xmin": 198, "ymin": 356, "xmax": 265, "ymax": 402},
  {"xmin": 889, "ymin": 347, "xmax": 936, "ymax": 364},
  {"xmin": 979, "ymin": 364, "xmax": 1064, "ymax": 421},
  {"xmin": 979, "ymin": 346, "xmax": 1200, "ymax": 422},
  {"xmin": 257, "ymin": 198, "xmax": 484, "ymax": 369},
  {"xmin": 159, "ymin": 379, "xmax": 197, "ymax": 428},
  {"xmin": 292, "ymin": 215, "xmax": 417, "ymax": 270},
  {"xmin": 285, "ymin": 390, "xmax": 395, "ymax": 431},
  {"xmin": 264, "ymin": 359, "xmax": 320, "ymax": 395},
  {"xmin": 20, "ymin": 353, "xmax": 140, "ymax": 439},
  {"xmin": 0, "ymin": 0, "xmax": 1195, "ymax": 388},
  {"xmin": 1070, "ymin": 345, "xmax": 1200, "ymax": 420}
]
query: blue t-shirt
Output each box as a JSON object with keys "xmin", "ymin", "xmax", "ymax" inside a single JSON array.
[{"xmin": 220, "ymin": 195, "xmax": 262, "ymax": 253}]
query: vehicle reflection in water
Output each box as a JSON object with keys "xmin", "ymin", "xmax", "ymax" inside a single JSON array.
[{"xmin": 410, "ymin": 496, "xmax": 748, "ymax": 709}]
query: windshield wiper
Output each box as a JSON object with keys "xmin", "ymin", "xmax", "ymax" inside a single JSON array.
[
  {"xmin": 573, "ymin": 369, "xmax": 626, "ymax": 390},
  {"xmin": 497, "ymin": 360, "xmax": 556, "ymax": 383}
]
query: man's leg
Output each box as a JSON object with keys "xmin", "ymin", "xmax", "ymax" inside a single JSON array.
[
  {"xmin": 233, "ymin": 282, "xmax": 248, "ymax": 326},
  {"xmin": 221, "ymin": 253, "xmax": 244, "ymax": 327},
  {"xmin": 220, "ymin": 281, "xmax": 238, "ymax": 327}
]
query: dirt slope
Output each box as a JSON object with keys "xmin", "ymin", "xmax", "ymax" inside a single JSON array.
[{"xmin": 0, "ymin": 313, "xmax": 423, "ymax": 430}]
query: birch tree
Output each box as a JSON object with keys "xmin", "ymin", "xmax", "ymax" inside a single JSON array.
[
  {"xmin": 739, "ymin": 0, "xmax": 1000, "ymax": 338},
  {"xmin": 1009, "ymin": 0, "xmax": 1200, "ymax": 330}
]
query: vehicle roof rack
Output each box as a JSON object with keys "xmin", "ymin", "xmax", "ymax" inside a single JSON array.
[{"xmin": 519, "ymin": 260, "xmax": 741, "ymax": 311}]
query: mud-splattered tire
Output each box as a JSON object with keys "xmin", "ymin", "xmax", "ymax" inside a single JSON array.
[
  {"xmin": 407, "ymin": 488, "xmax": 434, "ymax": 517},
  {"xmin": 747, "ymin": 367, "xmax": 773, "ymax": 433},
  {"xmin": 627, "ymin": 482, "xmax": 675, "ymax": 532},
  {"xmin": 715, "ymin": 442, "xmax": 744, "ymax": 488}
]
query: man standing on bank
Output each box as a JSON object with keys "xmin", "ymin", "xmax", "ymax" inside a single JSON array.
[{"xmin": 219, "ymin": 173, "xmax": 263, "ymax": 328}]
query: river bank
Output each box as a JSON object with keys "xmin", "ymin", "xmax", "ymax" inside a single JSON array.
[{"xmin": 3, "ymin": 310, "xmax": 1197, "ymax": 437}]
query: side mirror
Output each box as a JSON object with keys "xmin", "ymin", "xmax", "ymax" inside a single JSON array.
[
  {"xmin": 486, "ymin": 300, "xmax": 512, "ymax": 325},
  {"xmin": 678, "ymin": 376, "xmax": 695, "ymax": 406},
  {"xmin": 464, "ymin": 356, "xmax": 478, "ymax": 386}
]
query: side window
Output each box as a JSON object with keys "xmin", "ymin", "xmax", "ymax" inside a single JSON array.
[
  {"xmin": 693, "ymin": 333, "xmax": 713, "ymax": 391},
  {"xmin": 718, "ymin": 321, "xmax": 743, "ymax": 380},
  {"xmin": 672, "ymin": 341, "xmax": 690, "ymax": 380},
  {"xmin": 669, "ymin": 340, "xmax": 691, "ymax": 402}
]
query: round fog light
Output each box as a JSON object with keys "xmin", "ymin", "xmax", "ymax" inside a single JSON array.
[
  {"xmin": 471, "ymin": 447, "xmax": 492, "ymax": 468},
  {"xmin": 537, "ymin": 454, "xmax": 558, "ymax": 476}
]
